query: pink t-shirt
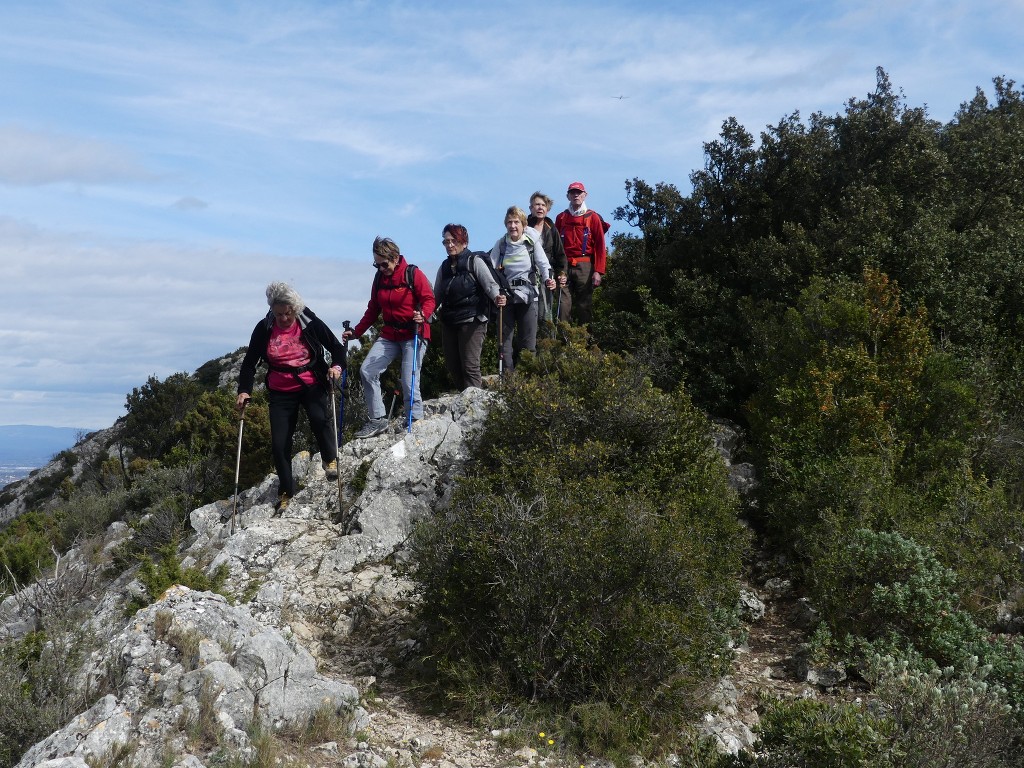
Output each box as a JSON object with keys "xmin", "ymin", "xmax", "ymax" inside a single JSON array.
[{"xmin": 266, "ymin": 322, "xmax": 317, "ymax": 391}]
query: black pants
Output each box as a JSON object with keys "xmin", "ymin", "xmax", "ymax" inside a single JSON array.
[{"xmin": 268, "ymin": 386, "xmax": 337, "ymax": 497}]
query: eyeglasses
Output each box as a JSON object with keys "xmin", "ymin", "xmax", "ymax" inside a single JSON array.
[{"xmin": 441, "ymin": 238, "xmax": 457, "ymax": 245}]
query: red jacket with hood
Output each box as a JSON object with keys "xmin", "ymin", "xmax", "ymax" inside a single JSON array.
[
  {"xmin": 351, "ymin": 256, "xmax": 436, "ymax": 342},
  {"xmin": 555, "ymin": 208, "xmax": 608, "ymax": 274}
]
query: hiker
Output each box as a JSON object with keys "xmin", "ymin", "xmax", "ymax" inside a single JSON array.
[
  {"xmin": 554, "ymin": 181, "xmax": 608, "ymax": 325},
  {"xmin": 487, "ymin": 205, "xmax": 556, "ymax": 374},
  {"xmin": 527, "ymin": 191, "xmax": 568, "ymax": 323},
  {"xmin": 237, "ymin": 282, "xmax": 346, "ymax": 513},
  {"xmin": 433, "ymin": 224, "xmax": 506, "ymax": 390},
  {"xmin": 344, "ymin": 236, "xmax": 436, "ymax": 438}
]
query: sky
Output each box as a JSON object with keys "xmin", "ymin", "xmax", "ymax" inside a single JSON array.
[{"xmin": 1, "ymin": 0, "xmax": 1021, "ymax": 430}]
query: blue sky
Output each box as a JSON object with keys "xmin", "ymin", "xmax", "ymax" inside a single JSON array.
[{"xmin": 2, "ymin": 0, "xmax": 1021, "ymax": 430}]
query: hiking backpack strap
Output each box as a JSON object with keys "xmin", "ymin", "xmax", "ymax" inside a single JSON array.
[{"xmin": 498, "ymin": 237, "xmax": 537, "ymax": 276}]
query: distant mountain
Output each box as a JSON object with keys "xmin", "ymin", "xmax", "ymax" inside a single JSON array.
[{"xmin": 0, "ymin": 425, "xmax": 84, "ymax": 467}]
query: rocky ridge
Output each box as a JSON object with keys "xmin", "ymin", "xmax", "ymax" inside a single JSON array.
[{"xmin": 1, "ymin": 386, "xmax": 825, "ymax": 768}]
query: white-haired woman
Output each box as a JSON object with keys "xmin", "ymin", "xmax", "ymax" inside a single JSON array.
[{"xmin": 237, "ymin": 282, "xmax": 346, "ymax": 513}]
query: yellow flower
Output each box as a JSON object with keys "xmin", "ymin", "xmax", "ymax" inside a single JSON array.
[
  {"xmin": 538, "ymin": 732, "xmax": 545, "ymax": 738},
  {"xmin": 548, "ymin": 739, "xmax": 555, "ymax": 745}
]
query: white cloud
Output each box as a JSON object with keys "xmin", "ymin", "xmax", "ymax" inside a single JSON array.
[
  {"xmin": 173, "ymin": 196, "xmax": 208, "ymax": 211},
  {"xmin": 1, "ymin": 215, "xmax": 369, "ymax": 429},
  {"xmin": 1, "ymin": 0, "xmax": 1023, "ymax": 430},
  {"xmin": 0, "ymin": 124, "xmax": 155, "ymax": 186}
]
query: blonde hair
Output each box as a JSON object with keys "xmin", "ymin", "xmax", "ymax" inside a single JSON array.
[{"xmin": 504, "ymin": 206, "xmax": 528, "ymax": 227}]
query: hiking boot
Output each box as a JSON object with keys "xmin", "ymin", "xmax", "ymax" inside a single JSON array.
[
  {"xmin": 275, "ymin": 493, "xmax": 291, "ymax": 515},
  {"xmin": 323, "ymin": 458, "xmax": 339, "ymax": 480},
  {"xmin": 354, "ymin": 419, "xmax": 388, "ymax": 439}
]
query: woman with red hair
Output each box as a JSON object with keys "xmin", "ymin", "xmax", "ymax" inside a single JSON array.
[{"xmin": 433, "ymin": 223, "xmax": 505, "ymax": 389}]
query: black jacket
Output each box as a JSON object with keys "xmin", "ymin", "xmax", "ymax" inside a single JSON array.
[
  {"xmin": 528, "ymin": 215, "xmax": 567, "ymax": 276},
  {"xmin": 237, "ymin": 307, "xmax": 346, "ymax": 395}
]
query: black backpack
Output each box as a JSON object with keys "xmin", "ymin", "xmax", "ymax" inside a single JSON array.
[
  {"xmin": 468, "ymin": 251, "xmax": 512, "ymax": 323},
  {"xmin": 373, "ymin": 263, "xmax": 419, "ymax": 294}
]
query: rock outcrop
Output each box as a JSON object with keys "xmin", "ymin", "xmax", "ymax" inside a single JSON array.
[{"xmin": 3, "ymin": 388, "xmax": 766, "ymax": 767}]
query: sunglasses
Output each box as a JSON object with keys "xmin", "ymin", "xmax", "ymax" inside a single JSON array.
[{"xmin": 372, "ymin": 260, "xmax": 394, "ymax": 269}]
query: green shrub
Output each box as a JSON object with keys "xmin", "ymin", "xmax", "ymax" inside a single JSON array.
[
  {"xmin": 129, "ymin": 542, "xmax": 230, "ymax": 612},
  {"xmin": 809, "ymin": 529, "xmax": 1024, "ymax": 722},
  {"xmin": 748, "ymin": 269, "xmax": 1024, "ymax": 604},
  {"xmin": 731, "ymin": 696, "xmax": 890, "ymax": 768},
  {"xmin": 410, "ymin": 339, "xmax": 749, "ymax": 744},
  {"xmin": 0, "ymin": 511, "xmax": 56, "ymax": 591},
  {"xmin": 0, "ymin": 604, "xmax": 102, "ymax": 765},
  {"xmin": 812, "ymin": 528, "xmax": 984, "ymax": 667},
  {"xmin": 868, "ymin": 654, "xmax": 1024, "ymax": 768}
]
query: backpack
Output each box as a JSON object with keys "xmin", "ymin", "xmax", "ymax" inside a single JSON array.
[
  {"xmin": 560, "ymin": 210, "xmax": 611, "ymax": 257},
  {"xmin": 497, "ymin": 235, "xmax": 537, "ymax": 283},
  {"xmin": 466, "ymin": 252, "xmax": 510, "ymax": 323},
  {"xmin": 372, "ymin": 263, "xmax": 427, "ymax": 330},
  {"xmin": 490, "ymin": 236, "xmax": 552, "ymax": 320},
  {"xmin": 373, "ymin": 263, "xmax": 419, "ymax": 294}
]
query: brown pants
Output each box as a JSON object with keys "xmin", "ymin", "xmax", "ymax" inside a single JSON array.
[
  {"xmin": 441, "ymin": 320, "xmax": 488, "ymax": 390},
  {"xmin": 562, "ymin": 261, "xmax": 595, "ymax": 324}
]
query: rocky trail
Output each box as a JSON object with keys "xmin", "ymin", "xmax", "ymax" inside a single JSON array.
[{"xmin": 2, "ymin": 390, "xmax": 851, "ymax": 768}]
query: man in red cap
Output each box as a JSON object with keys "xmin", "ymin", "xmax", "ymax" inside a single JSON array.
[{"xmin": 554, "ymin": 181, "xmax": 608, "ymax": 325}]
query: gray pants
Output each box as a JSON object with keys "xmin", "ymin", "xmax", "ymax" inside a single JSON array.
[{"xmin": 499, "ymin": 300, "xmax": 538, "ymax": 375}]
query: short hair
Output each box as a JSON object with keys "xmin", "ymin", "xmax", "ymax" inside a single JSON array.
[
  {"xmin": 373, "ymin": 236, "xmax": 401, "ymax": 262},
  {"xmin": 265, "ymin": 282, "xmax": 305, "ymax": 314},
  {"xmin": 442, "ymin": 223, "xmax": 469, "ymax": 246},
  {"xmin": 504, "ymin": 206, "xmax": 528, "ymax": 227},
  {"xmin": 530, "ymin": 191, "xmax": 554, "ymax": 210}
]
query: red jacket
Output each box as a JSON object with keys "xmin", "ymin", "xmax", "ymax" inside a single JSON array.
[
  {"xmin": 352, "ymin": 256, "xmax": 436, "ymax": 342},
  {"xmin": 555, "ymin": 208, "xmax": 608, "ymax": 274}
]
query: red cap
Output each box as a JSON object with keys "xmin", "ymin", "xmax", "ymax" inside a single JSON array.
[{"xmin": 567, "ymin": 181, "xmax": 586, "ymax": 193}]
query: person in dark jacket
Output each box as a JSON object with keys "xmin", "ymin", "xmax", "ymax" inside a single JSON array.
[
  {"xmin": 528, "ymin": 191, "xmax": 567, "ymax": 323},
  {"xmin": 343, "ymin": 237, "xmax": 436, "ymax": 438},
  {"xmin": 237, "ymin": 282, "xmax": 345, "ymax": 513},
  {"xmin": 432, "ymin": 224, "xmax": 505, "ymax": 390}
]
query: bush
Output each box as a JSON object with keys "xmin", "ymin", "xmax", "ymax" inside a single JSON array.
[
  {"xmin": 868, "ymin": 654, "xmax": 1024, "ymax": 768},
  {"xmin": 809, "ymin": 529, "xmax": 1024, "ymax": 724},
  {"xmin": 0, "ymin": 562, "xmax": 106, "ymax": 766},
  {"xmin": 730, "ymin": 696, "xmax": 889, "ymax": 768},
  {"xmin": 812, "ymin": 529, "xmax": 984, "ymax": 667},
  {"xmin": 0, "ymin": 511, "xmax": 55, "ymax": 591},
  {"xmin": 410, "ymin": 338, "xmax": 749, "ymax": 743},
  {"xmin": 129, "ymin": 542, "xmax": 230, "ymax": 612},
  {"xmin": 748, "ymin": 269, "xmax": 1024, "ymax": 603}
]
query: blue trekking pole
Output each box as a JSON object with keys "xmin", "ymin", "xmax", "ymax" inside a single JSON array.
[{"xmin": 407, "ymin": 317, "xmax": 422, "ymax": 433}]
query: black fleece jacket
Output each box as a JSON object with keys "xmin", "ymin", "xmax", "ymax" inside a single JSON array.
[{"xmin": 237, "ymin": 307, "xmax": 346, "ymax": 395}]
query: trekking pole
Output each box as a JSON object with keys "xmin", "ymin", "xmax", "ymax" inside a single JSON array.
[
  {"xmin": 554, "ymin": 276, "xmax": 562, "ymax": 323},
  {"xmin": 230, "ymin": 400, "xmax": 248, "ymax": 535},
  {"xmin": 337, "ymin": 321, "xmax": 351, "ymax": 446},
  {"xmin": 387, "ymin": 389, "xmax": 400, "ymax": 420},
  {"xmin": 329, "ymin": 381, "xmax": 345, "ymax": 521},
  {"xmin": 405, "ymin": 317, "xmax": 421, "ymax": 434},
  {"xmin": 497, "ymin": 298, "xmax": 505, "ymax": 382}
]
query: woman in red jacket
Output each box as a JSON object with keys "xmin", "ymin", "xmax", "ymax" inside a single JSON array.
[{"xmin": 343, "ymin": 237, "xmax": 436, "ymax": 438}]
